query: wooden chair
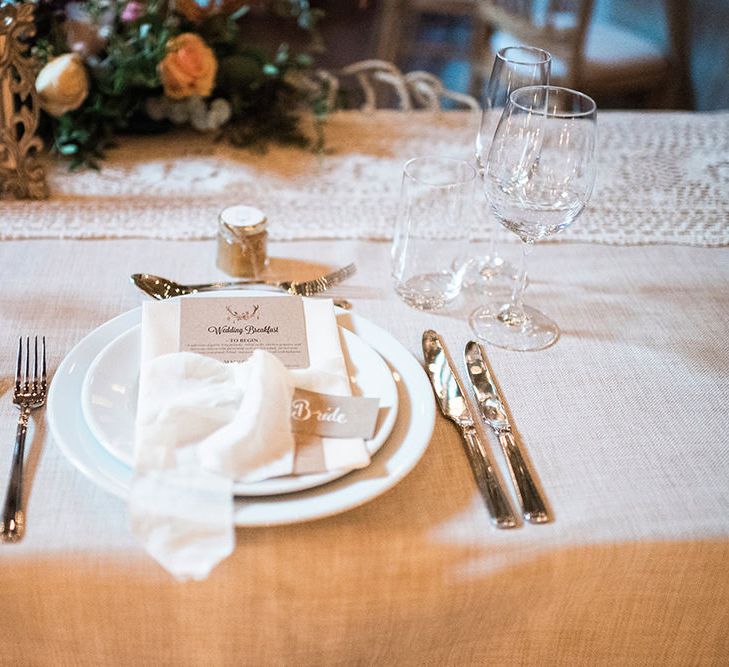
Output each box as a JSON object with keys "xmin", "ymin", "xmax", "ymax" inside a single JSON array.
[
  {"xmin": 291, "ymin": 59, "xmax": 480, "ymax": 112},
  {"xmin": 475, "ymin": 0, "xmax": 677, "ymax": 106},
  {"xmin": 374, "ymin": 0, "xmax": 491, "ymax": 96}
]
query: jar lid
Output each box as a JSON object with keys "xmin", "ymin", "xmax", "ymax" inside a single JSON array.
[{"xmin": 219, "ymin": 205, "xmax": 267, "ymax": 235}]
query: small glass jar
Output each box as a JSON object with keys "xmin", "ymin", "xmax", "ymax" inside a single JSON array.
[{"xmin": 216, "ymin": 205, "xmax": 269, "ymax": 277}]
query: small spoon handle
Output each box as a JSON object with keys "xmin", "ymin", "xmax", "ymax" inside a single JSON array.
[
  {"xmin": 185, "ymin": 279, "xmax": 286, "ymax": 291},
  {"xmin": 132, "ymin": 278, "xmax": 352, "ymax": 309}
]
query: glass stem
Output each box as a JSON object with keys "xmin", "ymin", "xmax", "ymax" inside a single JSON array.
[
  {"xmin": 487, "ymin": 223, "xmax": 498, "ymax": 264},
  {"xmin": 501, "ymin": 240, "xmax": 533, "ymax": 324}
]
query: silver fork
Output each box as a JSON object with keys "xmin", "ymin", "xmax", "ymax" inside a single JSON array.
[
  {"xmin": 1, "ymin": 336, "xmax": 48, "ymax": 543},
  {"xmin": 130, "ymin": 263, "xmax": 357, "ymax": 300}
]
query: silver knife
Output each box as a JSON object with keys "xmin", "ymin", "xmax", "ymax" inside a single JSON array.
[
  {"xmin": 464, "ymin": 341, "xmax": 550, "ymax": 524},
  {"xmin": 422, "ymin": 330, "xmax": 517, "ymax": 529}
]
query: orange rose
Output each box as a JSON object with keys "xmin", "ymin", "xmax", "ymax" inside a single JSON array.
[{"xmin": 159, "ymin": 33, "xmax": 217, "ymax": 100}]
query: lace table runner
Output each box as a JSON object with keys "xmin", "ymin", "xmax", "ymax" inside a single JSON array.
[{"xmin": 2, "ymin": 110, "xmax": 728, "ymax": 246}]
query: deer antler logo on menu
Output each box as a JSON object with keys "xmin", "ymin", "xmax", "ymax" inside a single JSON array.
[{"xmin": 226, "ymin": 304, "xmax": 260, "ymax": 322}]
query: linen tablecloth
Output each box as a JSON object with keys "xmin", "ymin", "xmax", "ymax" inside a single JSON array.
[{"xmin": 1, "ymin": 111, "xmax": 728, "ymax": 665}]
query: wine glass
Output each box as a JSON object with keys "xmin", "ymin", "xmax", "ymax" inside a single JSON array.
[
  {"xmin": 469, "ymin": 85, "xmax": 598, "ymax": 351},
  {"xmin": 465, "ymin": 46, "xmax": 552, "ymax": 291}
]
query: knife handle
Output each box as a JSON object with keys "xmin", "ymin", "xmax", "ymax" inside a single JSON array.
[
  {"xmin": 498, "ymin": 431, "xmax": 549, "ymax": 524},
  {"xmin": 461, "ymin": 425, "xmax": 518, "ymax": 529}
]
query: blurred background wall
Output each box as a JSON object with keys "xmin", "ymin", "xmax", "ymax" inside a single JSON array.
[
  {"xmin": 309, "ymin": 0, "xmax": 729, "ymax": 110},
  {"xmin": 594, "ymin": 0, "xmax": 729, "ymax": 110}
]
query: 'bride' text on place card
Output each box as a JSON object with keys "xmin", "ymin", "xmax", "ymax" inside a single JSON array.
[
  {"xmin": 290, "ymin": 389, "xmax": 380, "ymax": 439},
  {"xmin": 179, "ymin": 296, "xmax": 310, "ymax": 368}
]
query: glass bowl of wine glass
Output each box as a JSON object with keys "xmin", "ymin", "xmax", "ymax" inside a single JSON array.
[{"xmin": 469, "ymin": 85, "xmax": 598, "ymax": 351}]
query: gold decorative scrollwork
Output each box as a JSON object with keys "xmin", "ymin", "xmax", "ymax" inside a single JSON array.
[{"xmin": 0, "ymin": 1, "xmax": 48, "ymax": 199}]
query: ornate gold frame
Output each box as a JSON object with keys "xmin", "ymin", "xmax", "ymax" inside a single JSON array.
[{"xmin": 0, "ymin": 2, "xmax": 48, "ymax": 199}]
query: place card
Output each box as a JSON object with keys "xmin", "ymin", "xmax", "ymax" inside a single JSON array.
[
  {"xmin": 290, "ymin": 388, "xmax": 380, "ymax": 439},
  {"xmin": 179, "ymin": 296, "xmax": 310, "ymax": 368}
]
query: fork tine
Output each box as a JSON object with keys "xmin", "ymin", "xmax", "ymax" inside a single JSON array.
[
  {"xmin": 288, "ymin": 263, "xmax": 356, "ymax": 296},
  {"xmin": 33, "ymin": 336, "xmax": 39, "ymax": 391},
  {"xmin": 335, "ymin": 263, "xmax": 356, "ymax": 281},
  {"xmin": 42, "ymin": 336, "xmax": 47, "ymax": 389},
  {"xmin": 15, "ymin": 337, "xmax": 22, "ymax": 390},
  {"xmin": 315, "ymin": 263, "xmax": 355, "ymax": 290},
  {"xmin": 24, "ymin": 336, "xmax": 29, "ymax": 389},
  {"xmin": 324, "ymin": 263, "xmax": 353, "ymax": 287}
]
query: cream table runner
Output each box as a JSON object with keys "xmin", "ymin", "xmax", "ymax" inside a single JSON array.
[{"xmin": 2, "ymin": 110, "xmax": 728, "ymax": 246}]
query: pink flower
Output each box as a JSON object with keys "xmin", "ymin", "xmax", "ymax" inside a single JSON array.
[
  {"xmin": 121, "ymin": 1, "xmax": 145, "ymax": 23},
  {"xmin": 64, "ymin": 3, "xmax": 114, "ymax": 57}
]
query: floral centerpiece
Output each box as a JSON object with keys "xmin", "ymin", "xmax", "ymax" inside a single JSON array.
[{"xmin": 29, "ymin": 0, "xmax": 327, "ymax": 167}]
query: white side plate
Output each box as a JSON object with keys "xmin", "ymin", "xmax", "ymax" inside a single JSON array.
[
  {"xmin": 47, "ymin": 306, "xmax": 436, "ymax": 526},
  {"xmin": 81, "ymin": 324, "xmax": 398, "ymax": 496}
]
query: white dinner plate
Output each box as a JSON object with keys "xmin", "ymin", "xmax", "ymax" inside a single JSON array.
[
  {"xmin": 80, "ymin": 324, "xmax": 398, "ymax": 496},
  {"xmin": 47, "ymin": 307, "xmax": 436, "ymax": 526}
]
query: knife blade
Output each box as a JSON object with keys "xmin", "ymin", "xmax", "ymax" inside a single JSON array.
[
  {"xmin": 464, "ymin": 341, "xmax": 550, "ymax": 524},
  {"xmin": 422, "ymin": 330, "xmax": 517, "ymax": 529}
]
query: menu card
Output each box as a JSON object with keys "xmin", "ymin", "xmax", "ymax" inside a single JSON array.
[{"xmin": 179, "ymin": 295, "xmax": 310, "ymax": 368}]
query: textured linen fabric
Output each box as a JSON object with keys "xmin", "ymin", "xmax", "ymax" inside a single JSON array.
[
  {"xmin": 0, "ymin": 238, "xmax": 727, "ymax": 664},
  {"xmin": 2, "ymin": 110, "xmax": 728, "ymax": 246}
]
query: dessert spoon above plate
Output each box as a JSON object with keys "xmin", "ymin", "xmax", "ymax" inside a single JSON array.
[{"xmin": 131, "ymin": 263, "xmax": 356, "ymax": 300}]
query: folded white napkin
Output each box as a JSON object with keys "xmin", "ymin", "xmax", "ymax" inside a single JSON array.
[
  {"xmin": 135, "ymin": 350, "xmax": 296, "ymax": 482},
  {"xmin": 130, "ymin": 296, "xmax": 370, "ymax": 580}
]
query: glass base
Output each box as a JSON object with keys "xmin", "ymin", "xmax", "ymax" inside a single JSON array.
[
  {"xmin": 469, "ymin": 303, "xmax": 560, "ymax": 351},
  {"xmin": 462, "ymin": 255, "xmax": 521, "ymax": 294},
  {"xmin": 394, "ymin": 272, "xmax": 460, "ymax": 311}
]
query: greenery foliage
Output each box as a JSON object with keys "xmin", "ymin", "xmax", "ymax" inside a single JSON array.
[{"xmin": 31, "ymin": 0, "xmax": 326, "ymax": 168}]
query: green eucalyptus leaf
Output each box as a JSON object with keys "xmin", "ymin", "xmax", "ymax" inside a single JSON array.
[
  {"xmin": 230, "ymin": 5, "xmax": 251, "ymax": 21},
  {"xmin": 275, "ymin": 43, "xmax": 290, "ymax": 65},
  {"xmin": 41, "ymin": 0, "xmax": 328, "ymax": 168},
  {"xmin": 59, "ymin": 143, "xmax": 79, "ymax": 155}
]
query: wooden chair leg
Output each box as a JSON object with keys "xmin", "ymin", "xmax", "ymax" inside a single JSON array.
[
  {"xmin": 375, "ymin": 0, "xmax": 404, "ymax": 63},
  {"xmin": 468, "ymin": 16, "xmax": 491, "ymax": 101},
  {"xmin": 646, "ymin": 74, "xmax": 681, "ymax": 110}
]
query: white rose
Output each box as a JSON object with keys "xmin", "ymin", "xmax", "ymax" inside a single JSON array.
[{"xmin": 36, "ymin": 53, "xmax": 90, "ymax": 117}]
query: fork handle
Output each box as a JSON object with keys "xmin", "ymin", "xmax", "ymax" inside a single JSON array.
[{"xmin": 1, "ymin": 406, "xmax": 30, "ymax": 542}]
